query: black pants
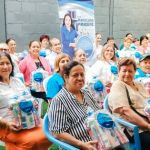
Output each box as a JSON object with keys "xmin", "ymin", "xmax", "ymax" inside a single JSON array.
[
  {"xmin": 139, "ymin": 131, "xmax": 150, "ymax": 150},
  {"xmin": 30, "ymin": 90, "xmax": 48, "ymax": 102},
  {"xmin": 125, "ymin": 129, "xmax": 150, "ymax": 150}
]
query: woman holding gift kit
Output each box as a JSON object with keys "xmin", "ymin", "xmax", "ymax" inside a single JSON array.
[
  {"xmin": 19, "ymin": 40, "xmax": 51, "ymax": 101},
  {"xmin": 0, "ymin": 52, "xmax": 52, "ymax": 150},
  {"xmin": 48, "ymin": 61, "xmax": 100, "ymax": 150},
  {"xmin": 87, "ymin": 44, "xmax": 117, "ymax": 93},
  {"xmin": 108, "ymin": 58, "xmax": 150, "ymax": 150}
]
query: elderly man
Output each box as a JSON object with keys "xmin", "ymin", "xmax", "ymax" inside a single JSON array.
[
  {"xmin": 0, "ymin": 42, "xmax": 9, "ymax": 52},
  {"xmin": 135, "ymin": 53, "xmax": 150, "ymax": 96},
  {"xmin": 46, "ymin": 38, "xmax": 62, "ymax": 72},
  {"xmin": 0, "ymin": 42, "xmax": 20, "ymax": 74}
]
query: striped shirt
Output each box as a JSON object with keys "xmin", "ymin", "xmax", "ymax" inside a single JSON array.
[{"xmin": 48, "ymin": 87, "xmax": 100, "ymax": 142}]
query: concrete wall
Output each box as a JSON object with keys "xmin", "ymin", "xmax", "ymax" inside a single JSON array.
[
  {"xmin": 0, "ymin": 0, "xmax": 6, "ymax": 41},
  {"xmin": 113, "ymin": 0, "xmax": 150, "ymax": 45},
  {"xmin": 1, "ymin": 0, "xmax": 150, "ymax": 51},
  {"xmin": 4, "ymin": 0, "xmax": 60, "ymax": 51}
]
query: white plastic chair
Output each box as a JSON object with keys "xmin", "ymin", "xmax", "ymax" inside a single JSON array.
[{"xmin": 43, "ymin": 75, "xmax": 52, "ymax": 95}]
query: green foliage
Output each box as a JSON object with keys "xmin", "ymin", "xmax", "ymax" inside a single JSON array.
[{"xmin": 0, "ymin": 146, "xmax": 5, "ymax": 150}]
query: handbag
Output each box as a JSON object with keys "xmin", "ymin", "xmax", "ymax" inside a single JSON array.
[{"xmin": 125, "ymin": 86, "xmax": 147, "ymax": 119}]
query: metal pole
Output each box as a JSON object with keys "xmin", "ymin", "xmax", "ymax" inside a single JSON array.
[
  {"xmin": 109, "ymin": 0, "xmax": 114, "ymax": 36},
  {"xmin": 4, "ymin": 0, "xmax": 7, "ymax": 40}
]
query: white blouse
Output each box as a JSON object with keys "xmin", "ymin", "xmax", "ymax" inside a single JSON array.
[
  {"xmin": 87, "ymin": 60, "xmax": 116, "ymax": 85},
  {"xmin": 0, "ymin": 77, "xmax": 29, "ymax": 122}
]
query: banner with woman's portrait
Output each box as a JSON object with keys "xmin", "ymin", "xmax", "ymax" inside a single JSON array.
[{"xmin": 57, "ymin": 0, "xmax": 95, "ymax": 63}]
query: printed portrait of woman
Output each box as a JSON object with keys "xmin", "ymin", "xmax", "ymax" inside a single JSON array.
[{"xmin": 61, "ymin": 13, "xmax": 78, "ymax": 59}]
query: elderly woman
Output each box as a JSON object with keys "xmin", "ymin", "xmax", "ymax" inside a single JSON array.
[
  {"xmin": 6, "ymin": 38, "xmax": 18, "ymax": 57},
  {"xmin": 46, "ymin": 53, "xmax": 70, "ymax": 99},
  {"xmin": 48, "ymin": 61, "xmax": 99, "ymax": 150},
  {"xmin": 108, "ymin": 58, "xmax": 150, "ymax": 150},
  {"xmin": 74, "ymin": 49, "xmax": 90, "ymax": 70},
  {"xmin": 0, "ymin": 52, "xmax": 52, "ymax": 150},
  {"xmin": 74, "ymin": 49, "xmax": 90, "ymax": 85}
]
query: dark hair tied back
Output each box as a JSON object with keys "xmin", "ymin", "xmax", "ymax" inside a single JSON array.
[{"xmin": 64, "ymin": 61, "xmax": 84, "ymax": 76}]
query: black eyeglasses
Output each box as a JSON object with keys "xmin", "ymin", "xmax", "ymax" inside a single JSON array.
[{"xmin": 0, "ymin": 48, "xmax": 9, "ymax": 52}]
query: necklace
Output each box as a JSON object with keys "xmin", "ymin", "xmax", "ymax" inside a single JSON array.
[{"xmin": 73, "ymin": 92, "xmax": 84, "ymax": 104}]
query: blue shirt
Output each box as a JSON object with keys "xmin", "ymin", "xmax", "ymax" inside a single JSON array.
[
  {"xmin": 135, "ymin": 68, "xmax": 150, "ymax": 79},
  {"xmin": 46, "ymin": 73, "xmax": 64, "ymax": 99},
  {"xmin": 61, "ymin": 25, "xmax": 78, "ymax": 58}
]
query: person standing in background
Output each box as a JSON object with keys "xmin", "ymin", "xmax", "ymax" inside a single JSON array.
[
  {"xmin": 46, "ymin": 38, "xmax": 62, "ymax": 72},
  {"xmin": 19, "ymin": 40, "xmax": 51, "ymax": 101},
  {"xmin": 61, "ymin": 13, "xmax": 78, "ymax": 59},
  {"xmin": 39, "ymin": 34, "xmax": 50, "ymax": 56},
  {"xmin": 138, "ymin": 35, "xmax": 150, "ymax": 54},
  {"xmin": 6, "ymin": 38, "xmax": 17, "ymax": 54},
  {"xmin": 2, "ymin": 41, "xmax": 20, "ymax": 75},
  {"xmin": 105, "ymin": 37, "xmax": 118, "ymax": 51},
  {"xmin": 87, "ymin": 44, "xmax": 117, "ymax": 93},
  {"xmin": 0, "ymin": 43, "xmax": 9, "ymax": 53},
  {"xmin": 6, "ymin": 38, "xmax": 19, "ymax": 63},
  {"xmin": 119, "ymin": 33, "xmax": 133, "ymax": 50},
  {"xmin": 90, "ymin": 32, "xmax": 103, "ymax": 65},
  {"xmin": 46, "ymin": 53, "xmax": 70, "ymax": 99},
  {"xmin": 135, "ymin": 53, "xmax": 150, "ymax": 96}
]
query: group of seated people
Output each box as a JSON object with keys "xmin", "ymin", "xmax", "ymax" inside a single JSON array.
[{"xmin": 0, "ymin": 32, "xmax": 150, "ymax": 150}]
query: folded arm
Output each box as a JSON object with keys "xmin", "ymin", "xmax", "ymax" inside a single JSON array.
[{"xmin": 114, "ymin": 107, "xmax": 150, "ymax": 130}]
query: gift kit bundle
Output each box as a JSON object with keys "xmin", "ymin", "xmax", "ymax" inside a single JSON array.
[
  {"xmin": 87, "ymin": 78, "xmax": 107, "ymax": 108},
  {"xmin": 9, "ymin": 91, "xmax": 40, "ymax": 129},
  {"xmin": 110, "ymin": 65, "xmax": 118, "ymax": 83},
  {"xmin": 85, "ymin": 109, "xmax": 131, "ymax": 150},
  {"xmin": 31, "ymin": 69, "xmax": 49, "ymax": 92}
]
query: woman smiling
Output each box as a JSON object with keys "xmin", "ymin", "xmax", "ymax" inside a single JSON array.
[
  {"xmin": 0, "ymin": 52, "xmax": 52, "ymax": 150},
  {"xmin": 108, "ymin": 58, "xmax": 150, "ymax": 150},
  {"xmin": 48, "ymin": 61, "xmax": 100, "ymax": 150}
]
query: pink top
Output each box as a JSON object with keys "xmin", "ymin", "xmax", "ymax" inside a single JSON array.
[{"xmin": 19, "ymin": 54, "xmax": 51, "ymax": 85}]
